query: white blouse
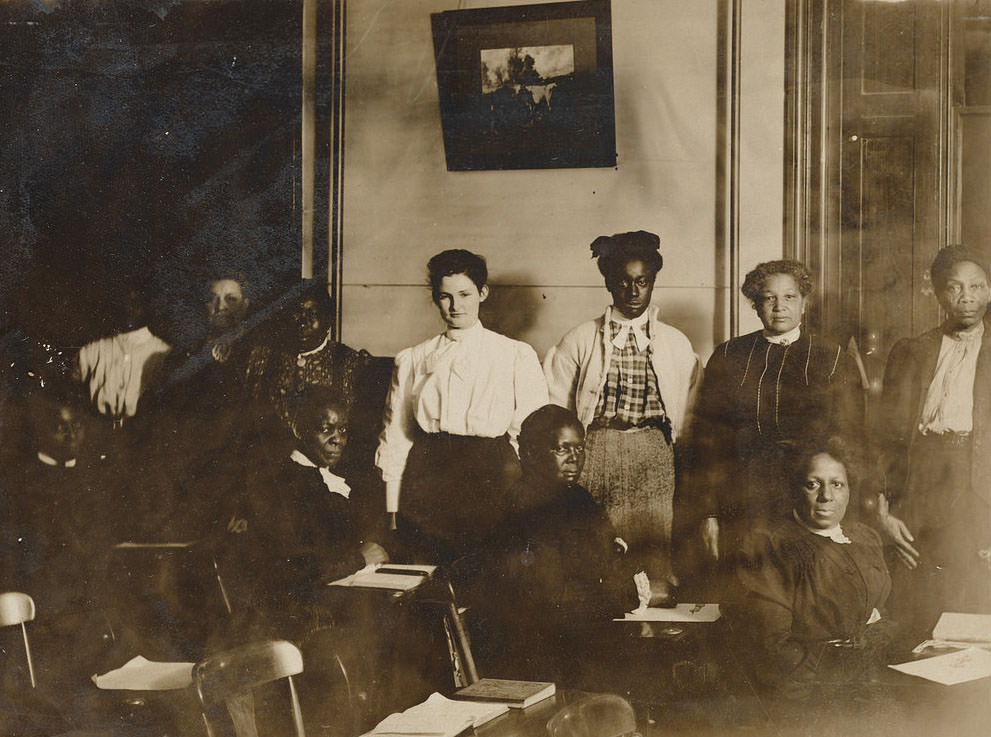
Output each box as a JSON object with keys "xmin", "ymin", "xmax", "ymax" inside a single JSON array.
[
  {"xmin": 920, "ymin": 322, "xmax": 983, "ymax": 434},
  {"xmin": 375, "ymin": 321, "xmax": 548, "ymax": 494}
]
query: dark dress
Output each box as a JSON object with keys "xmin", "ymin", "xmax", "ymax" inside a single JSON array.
[
  {"xmin": 471, "ymin": 479, "xmax": 640, "ymax": 683},
  {"xmin": 1, "ymin": 457, "xmax": 117, "ymax": 689},
  {"xmin": 728, "ymin": 518, "xmax": 891, "ymax": 697},
  {"xmin": 217, "ymin": 457, "xmax": 366, "ymax": 641},
  {"xmin": 879, "ymin": 321, "xmax": 991, "ymax": 635},
  {"xmin": 245, "ymin": 339, "xmax": 371, "ymax": 429},
  {"xmin": 692, "ymin": 331, "xmax": 863, "ymax": 552}
]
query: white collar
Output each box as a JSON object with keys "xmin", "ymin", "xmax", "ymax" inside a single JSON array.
[
  {"xmin": 793, "ymin": 509, "xmax": 850, "ymax": 544},
  {"xmin": 763, "ymin": 325, "xmax": 802, "ymax": 346},
  {"xmin": 607, "ymin": 306, "xmax": 651, "ymax": 352},
  {"xmin": 947, "ymin": 321, "xmax": 985, "ymax": 342},
  {"xmin": 290, "ymin": 450, "xmax": 350, "ymax": 499},
  {"xmin": 297, "ymin": 329, "xmax": 333, "ymax": 359},
  {"xmin": 37, "ymin": 451, "xmax": 76, "ymax": 468},
  {"xmin": 444, "ymin": 319, "xmax": 483, "ymax": 343}
]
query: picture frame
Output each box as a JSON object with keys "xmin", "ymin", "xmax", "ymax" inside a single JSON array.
[{"xmin": 431, "ymin": 0, "xmax": 616, "ymax": 171}]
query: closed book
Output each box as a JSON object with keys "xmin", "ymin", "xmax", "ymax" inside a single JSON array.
[{"xmin": 452, "ymin": 678, "xmax": 556, "ymax": 709}]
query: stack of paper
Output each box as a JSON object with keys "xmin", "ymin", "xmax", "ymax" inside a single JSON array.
[
  {"xmin": 91, "ymin": 656, "xmax": 194, "ymax": 691},
  {"xmin": 361, "ymin": 692, "xmax": 508, "ymax": 737},
  {"xmin": 890, "ymin": 648, "xmax": 991, "ymax": 685},
  {"xmin": 913, "ymin": 612, "xmax": 991, "ymax": 653},
  {"xmin": 615, "ymin": 603, "xmax": 721, "ymax": 622},
  {"xmin": 330, "ymin": 564, "xmax": 438, "ymax": 591}
]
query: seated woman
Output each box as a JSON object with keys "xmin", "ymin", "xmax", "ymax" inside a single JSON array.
[
  {"xmin": 728, "ymin": 437, "xmax": 892, "ymax": 698},
  {"xmin": 217, "ymin": 386, "xmax": 387, "ymax": 641},
  {"xmin": 471, "ymin": 405, "xmax": 665, "ymax": 684}
]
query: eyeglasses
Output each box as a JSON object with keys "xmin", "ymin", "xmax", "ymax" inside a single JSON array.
[
  {"xmin": 550, "ymin": 444, "xmax": 585, "ymax": 457},
  {"xmin": 316, "ymin": 424, "xmax": 348, "ymax": 437}
]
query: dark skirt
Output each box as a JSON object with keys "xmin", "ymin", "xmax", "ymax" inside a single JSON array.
[{"xmin": 399, "ymin": 433, "xmax": 521, "ymax": 563}]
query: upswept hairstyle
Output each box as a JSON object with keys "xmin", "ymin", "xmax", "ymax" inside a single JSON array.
[
  {"xmin": 741, "ymin": 260, "xmax": 814, "ymax": 307},
  {"xmin": 289, "ymin": 385, "xmax": 350, "ymax": 438},
  {"xmin": 930, "ymin": 245, "xmax": 991, "ymax": 291},
  {"xmin": 518, "ymin": 404, "xmax": 584, "ymax": 467},
  {"xmin": 589, "ymin": 230, "xmax": 664, "ymax": 283},
  {"xmin": 295, "ymin": 278, "xmax": 334, "ymax": 318},
  {"xmin": 427, "ymin": 249, "xmax": 488, "ymax": 301},
  {"xmin": 784, "ymin": 435, "xmax": 862, "ymax": 504}
]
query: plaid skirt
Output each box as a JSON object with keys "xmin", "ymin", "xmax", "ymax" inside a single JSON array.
[{"xmin": 580, "ymin": 426, "xmax": 675, "ymax": 580}]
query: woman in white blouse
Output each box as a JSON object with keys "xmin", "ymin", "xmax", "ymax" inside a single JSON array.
[{"xmin": 375, "ymin": 249, "xmax": 548, "ymax": 562}]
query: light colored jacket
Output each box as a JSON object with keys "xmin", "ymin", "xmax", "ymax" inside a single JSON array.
[{"xmin": 543, "ymin": 305, "xmax": 700, "ymax": 441}]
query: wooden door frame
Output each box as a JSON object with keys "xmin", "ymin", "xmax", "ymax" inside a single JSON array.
[
  {"xmin": 782, "ymin": 0, "xmax": 953, "ymax": 342},
  {"xmin": 300, "ymin": 0, "xmax": 347, "ymax": 340}
]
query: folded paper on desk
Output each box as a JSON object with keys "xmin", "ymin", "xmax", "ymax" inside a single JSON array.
[
  {"xmin": 889, "ymin": 647, "xmax": 991, "ymax": 685},
  {"xmin": 330, "ymin": 563, "xmax": 437, "ymax": 591},
  {"xmin": 453, "ymin": 678, "xmax": 555, "ymax": 708},
  {"xmin": 92, "ymin": 655, "xmax": 194, "ymax": 690},
  {"xmin": 361, "ymin": 692, "xmax": 508, "ymax": 736},
  {"xmin": 615, "ymin": 603, "xmax": 720, "ymax": 622}
]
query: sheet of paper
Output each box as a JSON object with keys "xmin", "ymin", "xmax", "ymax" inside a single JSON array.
[
  {"xmin": 113, "ymin": 541, "xmax": 197, "ymax": 549},
  {"xmin": 92, "ymin": 655, "xmax": 194, "ymax": 691},
  {"xmin": 614, "ymin": 603, "xmax": 720, "ymax": 622},
  {"xmin": 362, "ymin": 692, "xmax": 508, "ymax": 736},
  {"xmin": 933, "ymin": 612, "xmax": 991, "ymax": 643},
  {"xmin": 329, "ymin": 564, "xmax": 438, "ymax": 591},
  {"xmin": 889, "ymin": 647, "xmax": 991, "ymax": 685}
]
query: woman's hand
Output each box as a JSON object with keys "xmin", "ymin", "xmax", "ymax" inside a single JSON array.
[
  {"xmin": 701, "ymin": 517, "xmax": 719, "ymax": 561},
  {"xmin": 876, "ymin": 494, "xmax": 919, "ymax": 569},
  {"xmin": 387, "ymin": 512, "xmax": 398, "ymax": 532}
]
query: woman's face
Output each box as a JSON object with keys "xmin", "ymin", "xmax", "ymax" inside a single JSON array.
[
  {"xmin": 755, "ymin": 273, "xmax": 806, "ymax": 335},
  {"xmin": 436, "ymin": 273, "xmax": 488, "ymax": 330},
  {"xmin": 796, "ymin": 452, "xmax": 850, "ymax": 530},
  {"xmin": 299, "ymin": 406, "xmax": 349, "ymax": 468},
  {"xmin": 294, "ymin": 297, "xmax": 327, "ymax": 351},
  {"xmin": 527, "ymin": 424, "xmax": 586, "ymax": 487},
  {"xmin": 608, "ymin": 259, "xmax": 656, "ymax": 320}
]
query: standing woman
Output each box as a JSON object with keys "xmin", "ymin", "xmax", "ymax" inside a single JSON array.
[
  {"xmin": 692, "ymin": 260, "xmax": 862, "ymax": 565},
  {"xmin": 544, "ymin": 231, "xmax": 700, "ymax": 583},
  {"xmin": 375, "ymin": 249, "xmax": 548, "ymax": 562}
]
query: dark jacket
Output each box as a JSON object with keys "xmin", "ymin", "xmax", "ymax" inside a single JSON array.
[{"xmin": 879, "ymin": 319, "xmax": 991, "ymax": 539}]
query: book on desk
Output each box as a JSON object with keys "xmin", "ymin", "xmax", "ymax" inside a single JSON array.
[{"xmin": 452, "ymin": 678, "xmax": 556, "ymax": 709}]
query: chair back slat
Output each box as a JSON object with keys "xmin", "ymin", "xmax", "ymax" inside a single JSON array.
[
  {"xmin": 195, "ymin": 640, "xmax": 306, "ymax": 737},
  {"xmin": 0, "ymin": 592, "xmax": 37, "ymax": 688},
  {"xmin": 0, "ymin": 592, "xmax": 36, "ymax": 627}
]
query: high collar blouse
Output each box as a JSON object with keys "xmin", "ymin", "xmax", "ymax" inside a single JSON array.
[{"xmin": 375, "ymin": 321, "xmax": 548, "ymax": 484}]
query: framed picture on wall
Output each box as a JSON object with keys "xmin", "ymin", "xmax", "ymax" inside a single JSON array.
[{"xmin": 431, "ymin": 0, "xmax": 616, "ymax": 171}]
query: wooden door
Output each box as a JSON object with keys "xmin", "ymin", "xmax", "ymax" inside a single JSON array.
[
  {"xmin": 786, "ymin": 0, "xmax": 954, "ymax": 400},
  {"xmin": 835, "ymin": 0, "xmax": 946, "ymax": 394}
]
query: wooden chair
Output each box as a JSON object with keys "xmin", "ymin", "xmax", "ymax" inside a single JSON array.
[
  {"xmin": 546, "ymin": 694, "xmax": 640, "ymax": 737},
  {"xmin": 0, "ymin": 592, "xmax": 37, "ymax": 688},
  {"xmin": 195, "ymin": 639, "xmax": 306, "ymax": 737}
]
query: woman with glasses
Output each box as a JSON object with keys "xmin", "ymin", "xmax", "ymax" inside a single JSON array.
[
  {"xmin": 472, "ymin": 405, "xmax": 666, "ymax": 682},
  {"xmin": 691, "ymin": 260, "xmax": 862, "ymax": 569},
  {"xmin": 544, "ymin": 231, "xmax": 700, "ymax": 586}
]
